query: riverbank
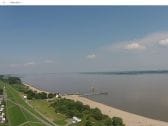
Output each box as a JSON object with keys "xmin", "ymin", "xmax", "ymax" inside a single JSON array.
[
  {"xmin": 23, "ymin": 82, "xmax": 168, "ymax": 126},
  {"xmin": 23, "ymin": 82, "xmax": 49, "ymax": 94},
  {"xmin": 64, "ymin": 95, "xmax": 168, "ymax": 126}
]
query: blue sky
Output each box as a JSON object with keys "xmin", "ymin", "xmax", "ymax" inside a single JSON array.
[{"xmin": 1, "ymin": 6, "xmax": 168, "ymax": 73}]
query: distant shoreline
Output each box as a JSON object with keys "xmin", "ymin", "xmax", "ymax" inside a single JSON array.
[{"xmin": 80, "ymin": 70, "xmax": 168, "ymax": 75}]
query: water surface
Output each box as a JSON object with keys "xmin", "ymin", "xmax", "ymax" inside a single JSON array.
[{"xmin": 23, "ymin": 73, "xmax": 168, "ymax": 122}]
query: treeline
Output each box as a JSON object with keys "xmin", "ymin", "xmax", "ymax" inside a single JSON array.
[
  {"xmin": 51, "ymin": 98, "xmax": 125, "ymax": 126},
  {"xmin": 0, "ymin": 75, "xmax": 57, "ymax": 100},
  {"xmin": 0, "ymin": 75, "xmax": 22, "ymax": 84},
  {"xmin": 12, "ymin": 83, "xmax": 57, "ymax": 100},
  {"xmin": 25, "ymin": 89, "xmax": 57, "ymax": 100}
]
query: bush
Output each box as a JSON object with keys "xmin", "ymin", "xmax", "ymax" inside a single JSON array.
[
  {"xmin": 48, "ymin": 93, "xmax": 56, "ymax": 98},
  {"xmin": 35, "ymin": 92, "xmax": 47, "ymax": 99},
  {"xmin": 26, "ymin": 90, "xmax": 36, "ymax": 99},
  {"xmin": 112, "ymin": 117, "xmax": 125, "ymax": 126},
  {"xmin": 85, "ymin": 120, "xmax": 92, "ymax": 126},
  {"xmin": 104, "ymin": 117, "xmax": 113, "ymax": 126},
  {"xmin": 90, "ymin": 108, "xmax": 103, "ymax": 120}
]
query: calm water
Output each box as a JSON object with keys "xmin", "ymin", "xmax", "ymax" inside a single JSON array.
[{"xmin": 23, "ymin": 73, "xmax": 168, "ymax": 122}]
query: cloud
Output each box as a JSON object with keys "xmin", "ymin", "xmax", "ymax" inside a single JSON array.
[
  {"xmin": 23, "ymin": 61, "xmax": 36, "ymax": 67},
  {"xmin": 9, "ymin": 61, "xmax": 36, "ymax": 68},
  {"xmin": 86, "ymin": 54, "xmax": 96, "ymax": 59},
  {"xmin": 158, "ymin": 38, "xmax": 168, "ymax": 46},
  {"xmin": 125, "ymin": 43, "xmax": 146, "ymax": 50},
  {"xmin": 44, "ymin": 60, "xmax": 54, "ymax": 64},
  {"xmin": 103, "ymin": 32, "xmax": 168, "ymax": 52},
  {"xmin": 9, "ymin": 60, "xmax": 54, "ymax": 68}
]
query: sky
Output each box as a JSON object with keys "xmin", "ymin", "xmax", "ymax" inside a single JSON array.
[{"xmin": 1, "ymin": 6, "xmax": 168, "ymax": 74}]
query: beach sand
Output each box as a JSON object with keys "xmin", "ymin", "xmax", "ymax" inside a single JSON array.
[
  {"xmin": 23, "ymin": 82, "xmax": 49, "ymax": 94},
  {"xmin": 64, "ymin": 95, "xmax": 168, "ymax": 126}
]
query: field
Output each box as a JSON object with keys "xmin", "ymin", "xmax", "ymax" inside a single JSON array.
[
  {"xmin": 29, "ymin": 100, "xmax": 68, "ymax": 125},
  {"xmin": 0, "ymin": 81, "xmax": 56, "ymax": 126}
]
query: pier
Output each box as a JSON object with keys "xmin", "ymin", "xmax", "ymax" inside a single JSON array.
[
  {"xmin": 80, "ymin": 92, "xmax": 108, "ymax": 96},
  {"xmin": 65, "ymin": 92, "xmax": 108, "ymax": 97}
]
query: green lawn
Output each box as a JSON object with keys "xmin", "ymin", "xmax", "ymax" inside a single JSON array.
[
  {"xmin": 29, "ymin": 100, "xmax": 67, "ymax": 125},
  {"xmin": 7, "ymin": 101, "xmax": 27, "ymax": 125},
  {"xmin": 0, "ymin": 81, "xmax": 54, "ymax": 126},
  {"xmin": 5, "ymin": 84, "xmax": 45, "ymax": 126}
]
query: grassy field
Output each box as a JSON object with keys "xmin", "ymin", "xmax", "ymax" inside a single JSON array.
[
  {"xmin": 29, "ymin": 100, "xmax": 67, "ymax": 125},
  {"xmin": 7, "ymin": 100, "xmax": 43, "ymax": 126},
  {"xmin": 0, "ymin": 81, "xmax": 55, "ymax": 126}
]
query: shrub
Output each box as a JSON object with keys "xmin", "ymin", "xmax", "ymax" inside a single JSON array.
[
  {"xmin": 85, "ymin": 120, "xmax": 92, "ymax": 126},
  {"xmin": 112, "ymin": 117, "xmax": 125, "ymax": 126}
]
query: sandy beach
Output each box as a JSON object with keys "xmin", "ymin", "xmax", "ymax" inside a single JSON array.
[
  {"xmin": 23, "ymin": 82, "xmax": 49, "ymax": 94},
  {"xmin": 64, "ymin": 95, "xmax": 168, "ymax": 126}
]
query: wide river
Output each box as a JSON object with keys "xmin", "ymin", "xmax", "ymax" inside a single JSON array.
[{"xmin": 23, "ymin": 73, "xmax": 168, "ymax": 122}]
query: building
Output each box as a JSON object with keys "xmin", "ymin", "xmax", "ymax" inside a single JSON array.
[
  {"xmin": 23, "ymin": 95, "xmax": 27, "ymax": 99},
  {"xmin": 72, "ymin": 116, "xmax": 81, "ymax": 124},
  {"xmin": 0, "ymin": 108, "xmax": 4, "ymax": 112}
]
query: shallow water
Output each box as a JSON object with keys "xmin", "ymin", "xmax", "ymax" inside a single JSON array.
[{"xmin": 23, "ymin": 73, "xmax": 168, "ymax": 122}]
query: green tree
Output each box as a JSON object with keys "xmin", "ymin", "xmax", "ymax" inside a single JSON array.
[
  {"xmin": 85, "ymin": 120, "xmax": 92, "ymax": 126},
  {"xmin": 48, "ymin": 93, "xmax": 56, "ymax": 98},
  {"xmin": 26, "ymin": 90, "xmax": 35, "ymax": 99},
  {"xmin": 8, "ymin": 76, "xmax": 22, "ymax": 84},
  {"xmin": 91, "ymin": 108, "xmax": 103, "ymax": 120},
  {"xmin": 112, "ymin": 117, "xmax": 125, "ymax": 126},
  {"xmin": 104, "ymin": 117, "xmax": 113, "ymax": 126}
]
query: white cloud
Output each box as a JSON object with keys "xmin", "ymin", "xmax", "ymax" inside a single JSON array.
[
  {"xmin": 125, "ymin": 43, "xmax": 146, "ymax": 50},
  {"xmin": 23, "ymin": 61, "xmax": 36, "ymax": 67},
  {"xmin": 86, "ymin": 54, "xmax": 96, "ymax": 59},
  {"xmin": 44, "ymin": 60, "xmax": 54, "ymax": 64},
  {"xmin": 103, "ymin": 32, "xmax": 168, "ymax": 52},
  {"xmin": 158, "ymin": 38, "xmax": 168, "ymax": 46},
  {"xmin": 9, "ymin": 61, "xmax": 36, "ymax": 68},
  {"xmin": 9, "ymin": 60, "xmax": 54, "ymax": 68}
]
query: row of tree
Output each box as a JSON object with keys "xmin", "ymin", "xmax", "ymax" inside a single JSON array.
[
  {"xmin": 15, "ymin": 86, "xmax": 57, "ymax": 100},
  {"xmin": 0, "ymin": 75, "xmax": 57, "ymax": 100},
  {"xmin": 0, "ymin": 75, "xmax": 22, "ymax": 84},
  {"xmin": 25, "ymin": 90, "xmax": 47, "ymax": 99}
]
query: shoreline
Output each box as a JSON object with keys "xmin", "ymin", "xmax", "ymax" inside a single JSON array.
[
  {"xmin": 64, "ymin": 95, "xmax": 168, "ymax": 126},
  {"xmin": 23, "ymin": 82, "xmax": 168, "ymax": 126},
  {"xmin": 23, "ymin": 81, "xmax": 50, "ymax": 94}
]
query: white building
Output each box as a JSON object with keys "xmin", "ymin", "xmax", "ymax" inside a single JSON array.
[
  {"xmin": 1, "ymin": 113, "xmax": 4, "ymax": 116},
  {"xmin": 23, "ymin": 95, "xmax": 27, "ymax": 99},
  {"xmin": 72, "ymin": 116, "xmax": 81, "ymax": 123},
  {"xmin": 0, "ymin": 108, "xmax": 4, "ymax": 112}
]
